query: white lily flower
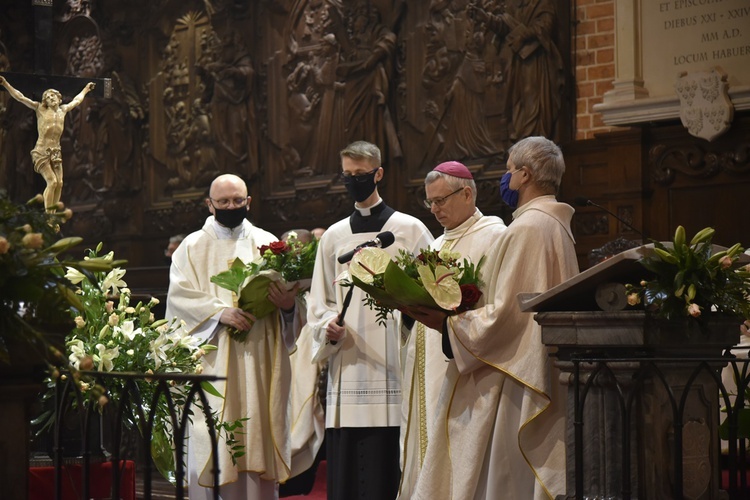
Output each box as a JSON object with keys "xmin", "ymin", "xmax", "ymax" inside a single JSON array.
[
  {"xmin": 168, "ymin": 328, "xmax": 201, "ymax": 350},
  {"xmin": 148, "ymin": 333, "xmax": 170, "ymax": 370},
  {"xmin": 65, "ymin": 267, "xmax": 86, "ymax": 285},
  {"xmin": 102, "ymin": 268, "xmax": 127, "ymax": 295},
  {"xmin": 95, "ymin": 343, "xmax": 119, "ymax": 372},
  {"xmin": 116, "ymin": 320, "xmax": 143, "ymax": 341},
  {"xmin": 68, "ymin": 339, "xmax": 87, "ymax": 369}
]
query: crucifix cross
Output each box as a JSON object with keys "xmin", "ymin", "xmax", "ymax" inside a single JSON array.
[{"xmin": 0, "ymin": 0, "xmax": 113, "ymax": 211}]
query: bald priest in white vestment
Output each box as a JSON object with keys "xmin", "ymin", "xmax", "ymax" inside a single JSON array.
[
  {"xmin": 166, "ymin": 174, "xmax": 304, "ymax": 500},
  {"xmin": 406, "ymin": 137, "xmax": 579, "ymax": 500}
]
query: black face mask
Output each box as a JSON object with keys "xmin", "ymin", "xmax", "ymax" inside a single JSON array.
[
  {"xmin": 343, "ymin": 169, "xmax": 378, "ymax": 203},
  {"xmin": 214, "ymin": 207, "xmax": 247, "ymax": 228}
]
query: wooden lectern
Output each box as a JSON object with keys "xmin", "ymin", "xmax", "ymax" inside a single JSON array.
[{"xmin": 520, "ymin": 245, "xmax": 744, "ymax": 499}]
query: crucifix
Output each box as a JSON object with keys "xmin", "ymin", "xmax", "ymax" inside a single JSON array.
[{"xmin": 0, "ymin": 0, "xmax": 112, "ymax": 212}]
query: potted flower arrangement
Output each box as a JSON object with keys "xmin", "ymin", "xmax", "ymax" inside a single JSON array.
[
  {"xmin": 626, "ymin": 226, "xmax": 750, "ymax": 320},
  {"xmin": 210, "ymin": 232, "xmax": 318, "ymax": 342},
  {"xmin": 0, "ymin": 190, "xmax": 127, "ymax": 500},
  {"xmin": 625, "ymin": 226, "xmax": 750, "ymax": 345},
  {"xmin": 346, "ymin": 246, "xmax": 485, "ymax": 325},
  {"xmin": 46, "ymin": 243, "xmax": 240, "ymax": 482}
]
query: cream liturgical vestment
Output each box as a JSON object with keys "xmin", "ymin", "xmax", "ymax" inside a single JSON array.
[
  {"xmin": 166, "ymin": 217, "xmax": 301, "ymax": 497},
  {"xmin": 398, "ymin": 209, "xmax": 507, "ymax": 499},
  {"xmin": 412, "ymin": 196, "xmax": 579, "ymax": 500},
  {"xmin": 287, "ymin": 320, "xmax": 325, "ymax": 478}
]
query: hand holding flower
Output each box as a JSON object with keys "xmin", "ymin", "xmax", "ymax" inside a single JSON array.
[
  {"xmin": 405, "ymin": 305, "xmax": 449, "ymax": 332},
  {"xmin": 268, "ymin": 280, "xmax": 300, "ymax": 312},
  {"xmin": 220, "ymin": 307, "xmax": 257, "ymax": 333}
]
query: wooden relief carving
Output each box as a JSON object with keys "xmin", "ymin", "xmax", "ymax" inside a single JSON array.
[
  {"xmin": 399, "ymin": 0, "xmax": 566, "ymax": 174},
  {"xmin": 0, "ymin": 0, "xmax": 574, "ymax": 264},
  {"xmin": 650, "ymin": 141, "xmax": 750, "ymax": 186},
  {"xmin": 266, "ymin": 0, "xmax": 403, "ymax": 188},
  {"xmin": 574, "ymin": 213, "xmax": 609, "ymax": 237},
  {"xmin": 149, "ymin": 12, "xmax": 257, "ymax": 195}
]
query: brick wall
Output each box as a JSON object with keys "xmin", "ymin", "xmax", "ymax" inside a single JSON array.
[{"xmin": 574, "ymin": 0, "xmax": 617, "ymax": 140}]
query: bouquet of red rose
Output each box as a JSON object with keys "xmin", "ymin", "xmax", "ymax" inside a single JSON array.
[
  {"xmin": 211, "ymin": 232, "xmax": 317, "ymax": 341},
  {"xmin": 346, "ymin": 247, "xmax": 484, "ymax": 325}
]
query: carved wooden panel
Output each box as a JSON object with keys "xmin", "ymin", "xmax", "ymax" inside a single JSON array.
[{"xmin": 0, "ymin": 0, "xmax": 573, "ymax": 266}]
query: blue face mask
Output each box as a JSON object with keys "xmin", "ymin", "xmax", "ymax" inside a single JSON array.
[{"xmin": 499, "ymin": 171, "xmax": 519, "ymax": 209}]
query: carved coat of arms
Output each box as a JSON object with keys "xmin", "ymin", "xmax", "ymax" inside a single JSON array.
[{"xmin": 675, "ymin": 67, "xmax": 734, "ymax": 142}]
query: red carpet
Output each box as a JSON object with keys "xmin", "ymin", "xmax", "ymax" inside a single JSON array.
[{"xmin": 283, "ymin": 460, "xmax": 327, "ymax": 500}]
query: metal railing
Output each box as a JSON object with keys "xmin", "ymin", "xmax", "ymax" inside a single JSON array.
[{"xmin": 40, "ymin": 370, "xmax": 224, "ymax": 500}]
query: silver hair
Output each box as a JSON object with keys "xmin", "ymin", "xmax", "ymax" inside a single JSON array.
[
  {"xmin": 340, "ymin": 141, "xmax": 382, "ymax": 167},
  {"xmin": 425, "ymin": 171, "xmax": 477, "ymax": 203},
  {"xmin": 507, "ymin": 136, "xmax": 565, "ymax": 193}
]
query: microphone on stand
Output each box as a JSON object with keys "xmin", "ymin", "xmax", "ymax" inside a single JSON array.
[
  {"xmin": 573, "ymin": 197, "xmax": 646, "ymax": 240},
  {"xmin": 337, "ymin": 231, "xmax": 396, "ymax": 264},
  {"xmin": 331, "ymin": 286, "xmax": 355, "ymax": 344},
  {"xmin": 331, "ymin": 231, "xmax": 396, "ymax": 344}
]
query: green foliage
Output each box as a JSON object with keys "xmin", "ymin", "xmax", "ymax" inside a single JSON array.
[
  {"xmin": 626, "ymin": 226, "xmax": 750, "ymax": 321},
  {"xmin": 0, "ymin": 190, "xmax": 122, "ymax": 365},
  {"xmin": 210, "ymin": 233, "xmax": 317, "ymax": 342},
  {"xmin": 47, "ymin": 245, "xmax": 247, "ymax": 483},
  {"xmin": 348, "ymin": 247, "xmax": 485, "ymax": 326}
]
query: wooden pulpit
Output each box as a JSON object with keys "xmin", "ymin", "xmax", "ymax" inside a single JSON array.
[{"xmin": 520, "ymin": 245, "xmax": 745, "ymax": 499}]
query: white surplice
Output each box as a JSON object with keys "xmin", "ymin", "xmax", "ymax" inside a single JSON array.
[{"xmin": 307, "ymin": 210, "xmax": 434, "ymax": 429}]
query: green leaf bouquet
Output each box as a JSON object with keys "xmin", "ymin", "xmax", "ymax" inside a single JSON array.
[
  {"xmin": 346, "ymin": 247, "xmax": 485, "ymax": 326},
  {"xmin": 210, "ymin": 232, "xmax": 318, "ymax": 342}
]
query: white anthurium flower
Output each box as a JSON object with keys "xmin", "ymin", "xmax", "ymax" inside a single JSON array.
[
  {"xmin": 417, "ymin": 263, "xmax": 462, "ymax": 310},
  {"xmin": 102, "ymin": 268, "xmax": 127, "ymax": 296},
  {"xmin": 95, "ymin": 343, "xmax": 119, "ymax": 372},
  {"xmin": 349, "ymin": 247, "xmax": 391, "ymax": 284},
  {"xmin": 68, "ymin": 339, "xmax": 87, "ymax": 369},
  {"xmin": 64, "ymin": 267, "xmax": 86, "ymax": 285},
  {"xmin": 148, "ymin": 332, "xmax": 170, "ymax": 370},
  {"xmin": 437, "ymin": 249, "xmax": 461, "ymax": 262},
  {"xmin": 116, "ymin": 320, "xmax": 143, "ymax": 341}
]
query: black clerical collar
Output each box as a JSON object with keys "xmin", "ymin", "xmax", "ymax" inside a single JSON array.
[{"xmin": 350, "ymin": 200, "xmax": 395, "ymax": 234}]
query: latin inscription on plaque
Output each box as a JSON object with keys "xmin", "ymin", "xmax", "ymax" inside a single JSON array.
[{"xmin": 642, "ymin": 0, "xmax": 749, "ymax": 96}]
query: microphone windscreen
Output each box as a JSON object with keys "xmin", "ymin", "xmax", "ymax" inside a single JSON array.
[
  {"xmin": 377, "ymin": 231, "xmax": 395, "ymax": 248},
  {"xmin": 573, "ymin": 196, "xmax": 591, "ymax": 207}
]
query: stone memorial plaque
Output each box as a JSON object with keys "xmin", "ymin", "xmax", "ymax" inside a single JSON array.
[{"xmin": 642, "ymin": 0, "xmax": 750, "ymax": 96}]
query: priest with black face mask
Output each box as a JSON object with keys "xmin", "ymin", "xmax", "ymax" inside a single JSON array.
[
  {"xmin": 307, "ymin": 141, "xmax": 434, "ymax": 500},
  {"xmin": 166, "ymin": 173, "xmax": 303, "ymax": 500}
]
